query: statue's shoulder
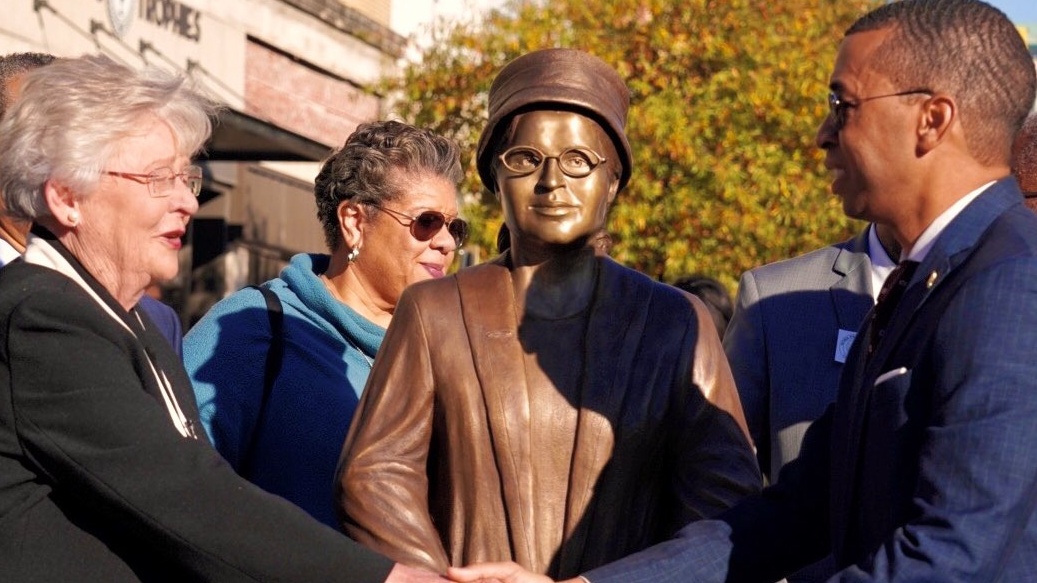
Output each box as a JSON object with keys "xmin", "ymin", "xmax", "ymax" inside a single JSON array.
[
  {"xmin": 404, "ymin": 260, "xmax": 509, "ymax": 303},
  {"xmin": 599, "ymin": 259, "xmax": 695, "ymax": 316}
]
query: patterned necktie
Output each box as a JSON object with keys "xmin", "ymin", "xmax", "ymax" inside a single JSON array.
[{"xmin": 868, "ymin": 260, "xmax": 920, "ymax": 356}]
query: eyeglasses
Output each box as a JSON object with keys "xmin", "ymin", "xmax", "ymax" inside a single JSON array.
[
  {"xmin": 367, "ymin": 203, "xmax": 469, "ymax": 247},
  {"xmin": 827, "ymin": 89, "xmax": 932, "ymax": 130},
  {"xmin": 498, "ymin": 146, "xmax": 607, "ymax": 178},
  {"xmin": 103, "ymin": 165, "xmax": 203, "ymax": 197}
]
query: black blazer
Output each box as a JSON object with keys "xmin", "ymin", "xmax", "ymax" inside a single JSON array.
[{"xmin": 0, "ymin": 259, "xmax": 392, "ymax": 582}]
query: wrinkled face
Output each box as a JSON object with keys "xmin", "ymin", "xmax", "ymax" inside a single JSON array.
[
  {"xmin": 815, "ymin": 28, "xmax": 929, "ymax": 223},
  {"xmin": 355, "ymin": 170, "xmax": 459, "ymax": 306},
  {"xmin": 77, "ymin": 115, "xmax": 197, "ymax": 292},
  {"xmin": 494, "ymin": 110, "xmax": 619, "ymax": 250}
]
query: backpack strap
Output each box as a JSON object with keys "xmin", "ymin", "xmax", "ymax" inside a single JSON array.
[{"xmin": 239, "ymin": 284, "xmax": 284, "ymax": 478}]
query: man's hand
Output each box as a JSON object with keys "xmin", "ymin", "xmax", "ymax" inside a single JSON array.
[
  {"xmin": 447, "ymin": 562, "xmax": 581, "ymax": 583},
  {"xmin": 384, "ymin": 563, "xmax": 452, "ymax": 582}
]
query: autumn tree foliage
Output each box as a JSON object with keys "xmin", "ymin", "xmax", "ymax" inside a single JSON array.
[{"xmin": 385, "ymin": 0, "xmax": 880, "ymax": 287}]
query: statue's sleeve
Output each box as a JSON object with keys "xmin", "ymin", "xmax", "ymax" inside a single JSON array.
[
  {"xmin": 670, "ymin": 295, "xmax": 763, "ymax": 523},
  {"xmin": 335, "ymin": 288, "xmax": 449, "ymax": 572},
  {"xmin": 688, "ymin": 296, "xmax": 754, "ymax": 444}
]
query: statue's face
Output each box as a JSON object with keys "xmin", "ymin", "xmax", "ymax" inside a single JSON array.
[{"xmin": 494, "ymin": 110, "xmax": 619, "ymax": 249}]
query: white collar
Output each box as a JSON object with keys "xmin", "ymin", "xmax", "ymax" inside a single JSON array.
[
  {"xmin": 0, "ymin": 238, "xmax": 20, "ymax": 267},
  {"xmin": 905, "ymin": 181, "xmax": 994, "ymax": 263},
  {"xmin": 22, "ymin": 233, "xmax": 197, "ymax": 440},
  {"xmin": 23, "ymin": 233, "xmax": 135, "ymax": 336}
]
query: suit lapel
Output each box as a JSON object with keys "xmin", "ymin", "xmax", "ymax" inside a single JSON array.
[
  {"xmin": 831, "ymin": 179, "xmax": 1022, "ymax": 559},
  {"xmin": 455, "ymin": 258, "xmax": 537, "ymax": 559},
  {"xmin": 829, "ymin": 228, "xmax": 874, "ymax": 332},
  {"xmin": 868, "ymin": 181, "xmax": 1017, "ymax": 374},
  {"xmin": 827, "ymin": 230, "xmax": 874, "ymax": 554},
  {"xmin": 557, "ymin": 259, "xmax": 653, "ymax": 574}
]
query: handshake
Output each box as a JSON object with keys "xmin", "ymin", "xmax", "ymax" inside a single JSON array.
[{"xmin": 390, "ymin": 562, "xmax": 578, "ymax": 583}]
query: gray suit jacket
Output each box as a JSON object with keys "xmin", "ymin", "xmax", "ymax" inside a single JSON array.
[{"xmin": 723, "ymin": 228, "xmax": 874, "ymax": 481}]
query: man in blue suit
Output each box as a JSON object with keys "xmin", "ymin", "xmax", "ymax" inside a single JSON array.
[
  {"xmin": 1013, "ymin": 112, "xmax": 1037, "ymax": 211},
  {"xmin": 450, "ymin": 1, "xmax": 1037, "ymax": 581},
  {"xmin": 723, "ymin": 222, "xmax": 898, "ymax": 582}
]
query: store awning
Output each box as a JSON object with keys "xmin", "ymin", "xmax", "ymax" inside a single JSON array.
[{"xmin": 202, "ymin": 109, "xmax": 332, "ymax": 162}]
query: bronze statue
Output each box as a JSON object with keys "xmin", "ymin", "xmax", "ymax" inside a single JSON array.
[{"xmin": 336, "ymin": 48, "xmax": 762, "ymax": 579}]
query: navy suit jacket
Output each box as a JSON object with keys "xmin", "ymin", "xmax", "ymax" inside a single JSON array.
[
  {"xmin": 137, "ymin": 295, "xmax": 183, "ymax": 357},
  {"xmin": 585, "ymin": 178, "xmax": 1037, "ymax": 582}
]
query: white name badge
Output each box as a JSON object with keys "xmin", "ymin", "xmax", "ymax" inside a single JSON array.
[{"xmin": 835, "ymin": 329, "xmax": 857, "ymax": 364}]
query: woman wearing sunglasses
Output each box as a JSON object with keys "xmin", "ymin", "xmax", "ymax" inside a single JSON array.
[{"xmin": 183, "ymin": 120, "xmax": 465, "ymax": 528}]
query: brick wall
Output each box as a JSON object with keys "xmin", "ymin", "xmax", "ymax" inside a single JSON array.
[{"xmin": 245, "ymin": 40, "xmax": 381, "ymax": 148}]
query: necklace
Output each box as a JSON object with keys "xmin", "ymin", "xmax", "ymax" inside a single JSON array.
[{"xmin": 321, "ymin": 273, "xmax": 375, "ymax": 368}]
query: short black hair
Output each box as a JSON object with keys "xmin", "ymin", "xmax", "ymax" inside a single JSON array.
[
  {"xmin": 0, "ymin": 52, "xmax": 56, "ymax": 120},
  {"xmin": 313, "ymin": 120, "xmax": 462, "ymax": 251},
  {"xmin": 1013, "ymin": 113, "xmax": 1037, "ymax": 193},
  {"xmin": 672, "ymin": 275, "xmax": 733, "ymax": 337},
  {"xmin": 847, "ymin": 0, "xmax": 1036, "ymax": 166}
]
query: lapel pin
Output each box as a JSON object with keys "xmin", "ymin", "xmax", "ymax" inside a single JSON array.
[{"xmin": 926, "ymin": 270, "xmax": 938, "ymax": 289}]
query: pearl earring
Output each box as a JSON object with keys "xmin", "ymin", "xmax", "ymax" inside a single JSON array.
[{"xmin": 67, "ymin": 211, "xmax": 80, "ymax": 227}]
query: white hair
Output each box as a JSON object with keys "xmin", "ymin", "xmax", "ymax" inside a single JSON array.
[{"xmin": 0, "ymin": 54, "xmax": 219, "ymax": 221}]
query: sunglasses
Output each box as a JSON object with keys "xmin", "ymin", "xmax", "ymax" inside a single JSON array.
[{"xmin": 367, "ymin": 203, "xmax": 469, "ymax": 247}]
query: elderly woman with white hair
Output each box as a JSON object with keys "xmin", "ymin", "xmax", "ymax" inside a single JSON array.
[{"xmin": 0, "ymin": 54, "xmax": 439, "ymax": 583}]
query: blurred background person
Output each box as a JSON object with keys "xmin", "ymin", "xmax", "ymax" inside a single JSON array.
[
  {"xmin": 0, "ymin": 51, "xmax": 54, "ymax": 264},
  {"xmin": 0, "ymin": 51, "xmax": 183, "ymax": 353},
  {"xmin": 671, "ymin": 274, "xmax": 733, "ymax": 337},
  {"xmin": 0, "ymin": 53, "xmax": 433, "ymax": 583},
  {"xmin": 184, "ymin": 119, "xmax": 465, "ymax": 528},
  {"xmin": 1012, "ymin": 111, "xmax": 1037, "ymax": 210}
]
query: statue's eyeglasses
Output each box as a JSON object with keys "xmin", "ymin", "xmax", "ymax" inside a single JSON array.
[
  {"xmin": 367, "ymin": 203, "xmax": 468, "ymax": 247},
  {"xmin": 498, "ymin": 146, "xmax": 607, "ymax": 179}
]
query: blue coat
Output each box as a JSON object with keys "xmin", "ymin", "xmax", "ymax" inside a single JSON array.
[
  {"xmin": 585, "ymin": 178, "xmax": 1037, "ymax": 582},
  {"xmin": 184, "ymin": 253, "xmax": 384, "ymax": 527}
]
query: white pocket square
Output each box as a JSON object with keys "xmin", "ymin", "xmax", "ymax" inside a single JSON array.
[{"xmin": 874, "ymin": 366, "xmax": 909, "ymax": 386}]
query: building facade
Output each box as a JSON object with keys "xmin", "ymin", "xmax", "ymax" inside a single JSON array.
[{"xmin": 0, "ymin": 0, "xmax": 402, "ymax": 324}]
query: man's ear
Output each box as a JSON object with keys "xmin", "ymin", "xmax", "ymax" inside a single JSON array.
[
  {"xmin": 917, "ymin": 94, "xmax": 956, "ymax": 155},
  {"xmin": 337, "ymin": 201, "xmax": 365, "ymax": 251},
  {"xmin": 43, "ymin": 179, "xmax": 80, "ymax": 228}
]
